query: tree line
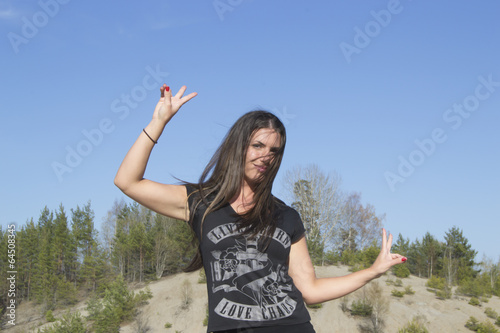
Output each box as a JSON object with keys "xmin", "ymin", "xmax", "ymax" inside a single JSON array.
[
  {"xmin": 0, "ymin": 200, "xmax": 195, "ymax": 321},
  {"xmin": 1, "ymin": 164, "xmax": 499, "ymax": 329},
  {"xmin": 286, "ymin": 165, "xmax": 500, "ymax": 299}
]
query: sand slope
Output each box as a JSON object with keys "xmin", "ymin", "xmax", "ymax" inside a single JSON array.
[
  {"xmin": 120, "ymin": 265, "xmax": 500, "ymax": 333},
  {"xmin": 6, "ymin": 265, "xmax": 500, "ymax": 332}
]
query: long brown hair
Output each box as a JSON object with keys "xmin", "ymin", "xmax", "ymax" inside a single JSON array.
[{"xmin": 183, "ymin": 110, "xmax": 287, "ymax": 272}]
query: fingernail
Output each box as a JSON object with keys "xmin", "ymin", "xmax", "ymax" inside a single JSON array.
[
  {"xmin": 166, "ymin": 86, "xmax": 170, "ymax": 92},
  {"xmin": 402, "ymin": 257, "xmax": 407, "ymax": 262}
]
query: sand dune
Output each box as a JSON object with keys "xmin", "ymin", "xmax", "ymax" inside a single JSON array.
[
  {"xmin": 7, "ymin": 265, "xmax": 500, "ymax": 332},
  {"xmin": 120, "ymin": 265, "xmax": 500, "ymax": 333}
]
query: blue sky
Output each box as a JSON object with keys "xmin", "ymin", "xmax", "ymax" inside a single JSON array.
[{"xmin": 1, "ymin": 0, "xmax": 499, "ymax": 260}]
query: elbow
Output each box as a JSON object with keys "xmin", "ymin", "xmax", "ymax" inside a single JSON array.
[
  {"xmin": 302, "ymin": 294, "xmax": 321, "ymax": 306},
  {"xmin": 114, "ymin": 174, "xmax": 130, "ymax": 193},
  {"xmin": 298, "ymin": 287, "xmax": 321, "ymax": 306}
]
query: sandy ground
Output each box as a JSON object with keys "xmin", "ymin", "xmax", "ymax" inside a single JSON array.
[{"xmin": 5, "ymin": 265, "xmax": 500, "ymax": 332}]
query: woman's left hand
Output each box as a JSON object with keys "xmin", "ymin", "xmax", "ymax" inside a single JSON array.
[{"xmin": 370, "ymin": 228, "xmax": 407, "ymax": 277}]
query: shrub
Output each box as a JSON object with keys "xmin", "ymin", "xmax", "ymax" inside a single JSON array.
[
  {"xmin": 86, "ymin": 275, "xmax": 152, "ymax": 333},
  {"xmin": 436, "ymin": 287, "xmax": 452, "ymax": 300},
  {"xmin": 198, "ymin": 269, "xmax": 207, "ymax": 284},
  {"xmin": 397, "ymin": 316, "xmax": 429, "ymax": 333},
  {"xmin": 46, "ymin": 310, "xmax": 56, "ymax": 322},
  {"xmin": 164, "ymin": 322, "xmax": 172, "ymax": 328},
  {"xmin": 469, "ymin": 297, "xmax": 481, "ymax": 306},
  {"xmin": 466, "ymin": 317, "xmax": 480, "ymax": 331},
  {"xmin": 393, "ymin": 264, "xmax": 411, "ymax": 278},
  {"xmin": 350, "ymin": 299, "xmax": 372, "ymax": 317},
  {"xmin": 465, "ymin": 316, "xmax": 499, "ymax": 333},
  {"xmin": 392, "ymin": 289, "xmax": 405, "ymax": 298},
  {"xmin": 457, "ymin": 277, "xmax": 488, "ymax": 298},
  {"xmin": 426, "ymin": 276, "xmax": 446, "ymax": 290},
  {"xmin": 405, "ymin": 286, "xmax": 416, "ymax": 295},
  {"xmin": 485, "ymin": 307, "xmax": 498, "ymax": 320},
  {"xmin": 306, "ymin": 303, "xmax": 323, "ymax": 309},
  {"xmin": 477, "ymin": 321, "xmax": 500, "ymax": 333},
  {"xmin": 37, "ymin": 311, "xmax": 87, "ymax": 333},
  {"xmin": 496, "ymin": 317, "xmax": 500, "ymax": 327}
]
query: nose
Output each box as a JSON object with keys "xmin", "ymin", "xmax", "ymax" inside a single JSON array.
[{"xmin": 260, "ymin": 150, "xmax": 273, "ymax": 164}]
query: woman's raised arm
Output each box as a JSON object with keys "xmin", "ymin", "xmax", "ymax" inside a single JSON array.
[
  {"xmin": 288, "ymin": 228, "xmax": 406, "ymax": 305},
  {"xmin": 114, "ymin": 84, "xmax": 197, "ymax": 220}
]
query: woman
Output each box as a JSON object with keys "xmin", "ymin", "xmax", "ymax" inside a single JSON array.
[{"xmin": 114, "ymin": 84, "xmax": 406, "ymax": 333}]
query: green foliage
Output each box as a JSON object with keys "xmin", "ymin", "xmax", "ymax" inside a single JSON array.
[
  {"xmin": 426, "ymin": 276, "xmax": 444, "ymax": 290},
  {"xmin": 496, "ymin": 317, "xmax": 500, "ymax": 327},
  {"xmin": 479, "ymin": 321, "xmax": 500, "ymax": 333},
  {"xmin": 391, "ymin": 289, "xmax": 405, "ymax": 298},
  {"xmin": 426, "ymin": 276, "xmax": 446, "ymax": 290},
  {"xmin": 38, "ymin": 311, "xmax": 87, "ymax": 333},
  {"xmin": 203, "ymin": 305, "xmax": 209, "ymax": 326},
  {"xmin": 407, "ymin": 232, "xmax": 443, "ymax": 279},
  {"xmin": 458, "ymin": 276, "xmax": 490, "ymax": 298},
  {"xmin": 394, "ymin": 279, "xmax": 403, "ymax": 287},
  {"xmin": 436, "ymin": 286, "xmax": 452, "ymax": 300},
  {"xmin": 466, "ymin": 317, "xmax": 481, "ymax": 331},
  {"xmin": 46, "ymin": 310, "xmax": 56, "ymax": 322},
  {"xmin": 404, "ymin": 286, "xmax": 416, "ymax": 295},
  {"xmin": 322, "ymin": 250, "xmax": 340, "ymax": 265},
  {"xmin": 466, "ymin": 317, "xmax": 500, "ymax": 332},
  {"xmin": 350, "ymin": 299, "xmax": 373, "ymax": 317},
  {"xmin": 393, "ymin": 264, "xmax": 411, "ymax": 278},
  {"xmin": 485, "ymin": 307, "xmax": 498, "ymax": 320},
  {"xmin": 198, "ymin": 269, "xmax": 207, "ymax": 284},
  {"xmin": 469, "ymin": 297, "xmax": 481, "ymax": 306},
  {"xmin": 397, "ymin": 316, "xmax": 429, "ymax": 333},
  {"xmin": 340, "ymin": 249, "xmax": 358, "ymax": 266},
  {"xmin": 443, "ymin": 226, "xmax": 478, "ymax": 285},
  {"xmin": 86, "ymin": 275, "xmax": 152, "ymax": 333},
  {"xmin": 306, "ymin": 303, "xmax": 323, "ymax": 309},
  {"xmin": 165, "ymin": 322, "xmax": 173, "ymax": 328}
]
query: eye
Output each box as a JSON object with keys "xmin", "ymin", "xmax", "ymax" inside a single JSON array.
[{"xmin": 252, "ymin": 143, "xmax": 263, "ymax": 148}]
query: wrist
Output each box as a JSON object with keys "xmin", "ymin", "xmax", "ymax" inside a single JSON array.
[{"xmin": 364, "ymin": 266, "xmax": 382, "ymax": 281}]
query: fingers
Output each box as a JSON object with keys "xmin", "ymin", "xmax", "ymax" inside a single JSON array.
[
  {"xmin": 181, "ymin": 92, "xmax": 198, "ymax": 103},
  {"xmin": 160, "ymin": 84, "xmax": 169, "ymax": 98},
  {"xmin": 381, "ymin": 228, "xmax": 387, "ymax": 251},
  {"xmin": 175, "ymin": 85, "xmax": 187, "ymax": 99},
  {"xmin": 387, "ymin": 232, "xmax": 393, "ymax": 253}
]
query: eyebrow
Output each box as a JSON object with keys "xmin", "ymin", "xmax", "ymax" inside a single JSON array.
[{"xmin": 254, "ymin": 140, "xmax": 280, "ymax": 152}]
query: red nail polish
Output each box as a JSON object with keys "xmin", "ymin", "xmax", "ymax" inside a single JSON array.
[
  {"xmin": 402, "ymin": 257, "xmax": 407, "ymax": 262},
  {"xmin": 166, "ymin": 86, "xmax": 170, "ymax": 92}
]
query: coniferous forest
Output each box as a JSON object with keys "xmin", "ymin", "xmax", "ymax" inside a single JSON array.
[{"xmin": 1, "ymin": 167, "xmax": 500, "ymax": 331}]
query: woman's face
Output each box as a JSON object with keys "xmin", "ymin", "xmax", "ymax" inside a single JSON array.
[{"xmin": 244, "ymin": 128, "xmax": 281, "ymax": 186}]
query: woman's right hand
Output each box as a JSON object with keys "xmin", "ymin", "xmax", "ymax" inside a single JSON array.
[{"xmin": 153, "ymin": 84, "xmax": 198, "ymax": 123}]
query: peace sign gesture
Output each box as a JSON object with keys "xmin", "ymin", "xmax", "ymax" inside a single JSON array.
[
  {"xmin": 370, "ymin": 228, "xmax": 407, "ymax": 277},
  {"xmin": 153, "ymin": 84, "xmax": 198, "ymax": 122}
]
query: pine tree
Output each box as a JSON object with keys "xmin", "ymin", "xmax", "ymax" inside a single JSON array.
[
  {"xmin": 71, "ymin": 201, "xmax": 98, "ymax": 289},
  {"xmin": 442, "ymin": 226, "xmax": 477, "ymax": 285},
  {"xmin": 33, "ymin": 207, "xmax": 57, "ymax": 309}
]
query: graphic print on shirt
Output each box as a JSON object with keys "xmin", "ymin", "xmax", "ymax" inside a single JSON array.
[{"xmin": 207, "ymin": 222, "xmax": 297, "ymax": 322}]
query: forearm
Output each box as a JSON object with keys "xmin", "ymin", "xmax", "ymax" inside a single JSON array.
[
  {"xmin": 114, "ymin": 118, "xmax": 169, "ymax": 191},
  {"xmin": 303, "ymin": 267, "xmax": 379, "ymax": 305}
]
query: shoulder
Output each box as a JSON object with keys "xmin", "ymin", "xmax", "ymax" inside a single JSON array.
[{"xmin": 273, "ymin": 197, "xmax": 301, "ymax": 221}]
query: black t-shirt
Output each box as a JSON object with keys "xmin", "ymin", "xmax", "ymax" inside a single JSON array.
[{"xmin": 185, "ymin": 186, "xmax": 311, "ymax": 332}]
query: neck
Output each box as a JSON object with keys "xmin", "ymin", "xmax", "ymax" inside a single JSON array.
[{"xmin": 230, "ymin": 181, "xmax": 256, "ymax": 214}]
